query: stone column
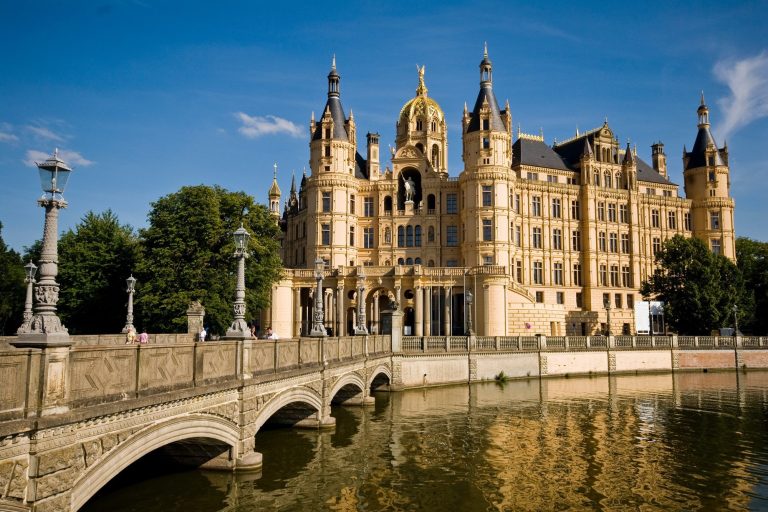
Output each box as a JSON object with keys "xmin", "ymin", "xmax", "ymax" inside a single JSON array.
[
  {"xmin": 186, "ymin": 301, "xmax": 205, "ymax": 336},
  {"xmin": 483, "ymin": 284, "xmax": 490, "ymax": 337},
  {"xmin": 293, "ymin": 288, "xmax": 301, "ymax": 337},
  {"xmin": 336, "ymin": 285, "xmax": 344, "ymax": 337},
  {"xmin": 444, "ymin": 287, "xmax": 451, "ymax": 336},
  {"xmin": 415, "ymin": 286, "xmax": 423, "ymax": 337},
  {"xmin": 372, "ymin": 290, "xmax": 380, "ymax": 334},
  {"xmin": 425, "ymin": 286, "xmax": 432, "ymax": 336}
]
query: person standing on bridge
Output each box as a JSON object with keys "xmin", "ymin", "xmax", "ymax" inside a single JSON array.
[{"xmin": 199, "ymin": 326, "xmax": 207, "ymax": 342}]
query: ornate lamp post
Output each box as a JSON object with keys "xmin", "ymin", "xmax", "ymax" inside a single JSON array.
[
  {"xmin": 604, "ymin": 296, "xmax": 612, "ymax": 336},
  {"xmin": 465, "ymin": 290, "xmax": 474, "ymax": 335},
  {"xmin": 310, "ymin": 258, "xmax": 327, "ymax": 337},
  {"xmin": 225, "ymin": 224, "xmax": 252, "ymax": 339},
  {"xmin": 16, "ymin": 149, "xmax": 72, "ymax": 346},
  {"xmin": 733, "ymin": 304, "xmax": 739, "ymax": 336},
  {"xmin": 122, "ymin": 275, "xmax": 137, "ymax": 333},
  {"xmin": 22, "ymin": 261, "xmax": 37, "ymax": 323},
  {"xmin": 354, "ymin": 268, "xmax": 368, "ymax": 335}
]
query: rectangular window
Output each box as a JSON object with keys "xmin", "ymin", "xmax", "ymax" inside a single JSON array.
[
  {"xmin": 527, "ymin": 172, "xmax": 539, "ymax": 181},
  {"xmin": 547, "ymin": 174, "xmax": 558, "ymax": 183},
  {"xmin": 599, "ymin": 231, "xmax": 606, "ymax": 252},
  {"xmin": 646, "ymin": 187, "xmax": 656, "ymax": 195},
  {"xmin": 349, "ymin": 226, "xmax": 355, "ymax": 246},
  {"xmin": 556, "ymin": 291, "xmax": 565, "ymax": 304},
  {"xmin": 322, "ymin": 191, "xmax": 331, "ymax": 212},
  {"xmin": 364, "ymin": 197, "xmax": 374, "ymax": 217},
  {"xmin": 482, "ymin": 185, "xmax": 492, "ymax": 207},
  {"xmin": 350, "ymin": 194, "xmax": 356, "ymax": 214},
  {"xmin": 668, "ymin": 211, "xmax": 677, "ymax": 229},
  {"xmin": 608, "ymin": 203, "xmax": 617, "ymax": 222},
  {"xmin": 516, "ymin": 260, "xmax": 522, "ymax": 282},
  {"xmin": 446, "ymin": 225, "xmax": 459, "ymax": 246},
  {"xmin": 514, "ymin": 194, "xmax": 521, "ymax": 213},
  {"xmin": 603, "ymin": 293, "xmax": 610, "ymax": 307},
  {"xmin": 598, "ymin": 202, "xmax": 605, "ymax": 221},
  {"xmin": 446, "ymin": 259, "xmax": 458, "ymax": 267},
  {"xmin": 552, "ymin": 228, "xmax": 562, "ymax": 250},
  {"xmin": 576, "ymin": 292, "xmax": 583, "ymax": 308},
  {"xmin": 363, "ymin": 227, "xmax": 374, "ymax": 248},
  {"xmin": 710, "ymin": 211, "xmax": 720, "ymax": 229},
  {"xmin": 663, "ymin": 190, "xmax": 672, "ymax": 197},
  {"xmin": 483, "ymin": 255, "xmax": 493, "ymax": 265},
  {"xmin": 483, "ymin": 219, "xmax": 493, "ymax": 241},
  {"xmin": 619, "ymin": 204, "xmax": 628, "ymax": 223},
  {"xmin": 533, "ymin": 261, "xmax": 543, "ymax": 284},
  {"xmin": 324, "ymin": 145, "xmax": 331, "ymax": 157},
  {"xmin": 622, "ymin": 265, "xmax": 631, "ymax": 287},
  {"xmin": 600, "ymin": 264, "xmax": 607, "ymax": 286},
  {"xmin": 609, "ymin": 233, "xmax": 618, "ymax": 253},
  {"xmin": 651, "ymin": 209, "xmax": 660, "ymax": 228},
  {"xmin": 572, "ymin": 230, "xmax": 581, "ymax": 251},
  {"xmin": 535, "ymin": 291, "xmax": 544, "ymax": 303},
  {"xmin": 627, "ymin": 294, "xmax": 635, "ymax": 308},
  {"xmin": 532, "ymin": 227, "xmax": 542, "ymax": 249},
  {"xmin": 552, "ymin": 198, "xmax": 562, "ymax": 218},
  {"xmin": 571, "ymin": 200, "xmax": 580, "ymax": 220},
  {"xmin": 712, "ymin": 238, "xmax": 722, "ymax": 255},
  {"xmin": 652, "ymin": 237, "xmax": 661, "ymax": 255},
  {"xmin": 446, "ymin": 193, "xmax": 458, "ymax": 214},
  {"xmin": 573, "ymin": 263, "xmax": 582, "ymax": 286},
  {"xmin": 615, "ymin": 293, "xmax": 622, "ymax": 309},
  {"xmin": 553, "ymin": 262, "xmax": 563, "ymax": 285},
  {"xmin": 532, "ymin": 196, "xmax": 542, "ymax": 216},
  {"xmin": 621, "ymin": 233, "xmax": 630, "ymax": 253},
  {"xmin": 321, "ymin": 224, "xmax": 330, "ymax": 246},
  {"xmin": 610, "ymin": 265, "xmax": 619, "ymax": 287},
  {"xmin": 515, "ymin": 225, "xmax": 522, "ymax": 247},
  {"xmin": 684, "ymin": 212, "xmax": 692, "ymax": 231}
]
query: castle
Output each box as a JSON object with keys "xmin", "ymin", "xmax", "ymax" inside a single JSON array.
[{"xmin": 262, "ymin": 48, "xmax": 735, "ymax": 338}]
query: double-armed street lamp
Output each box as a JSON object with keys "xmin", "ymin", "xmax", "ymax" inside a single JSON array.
[
  {"xmin": 122, "ymin": 275, "xmax": 137, "ymax": 334},
  {"xmin": 225, "ymin": 224, "xmax": 252, "ymax": 339},
  {"xmin": 354, "ymin": 268, "xmax": 368, "ymax": 335},
  {"xmin": 310, "ymin": 258, "xmax": 327, "ymax": 337},
  {"xmin": 15, "ymin": 150, "xmax": 72, "ymax": 346},
  {"xmin": 22, "ymin": 261, "xmax": 37, "ymax": 323},
  {"xmin": 465, "ymin": 290, "xmax": 474, "ymax": 335}
]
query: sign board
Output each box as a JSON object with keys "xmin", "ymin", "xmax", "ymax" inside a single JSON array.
[{"xmin": 635, "ymin": 301, "xmax": 665, "ymax": 334}]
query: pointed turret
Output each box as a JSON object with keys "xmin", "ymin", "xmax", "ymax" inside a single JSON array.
[
  {"xmin": 582, "ymin": 138, "xmax": 593, "ymax": 158},
  {"xmin": 622, "ymin": 142, "xmax": 634, "ymax": 166},
  {"xmin": 312, "ymin": 56, "xmax": 348, "ymax": 141},
  {"xmin": 685, "ymin": 92, "xmax": 724, "ymax": 169},
  {"xmin": 268, "ymin": 163, "xmax": 281, "ymax": 218},
  {"xmin": 467, "ymin": 44, "xmax": 505, "ymax": 133}
]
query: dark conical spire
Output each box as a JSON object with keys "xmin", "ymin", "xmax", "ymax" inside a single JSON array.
[
  {"xmin": 686, "ymin": 93, "xmax": 724, "ymax": 170},
  {"xmin": 622, "ymin": 142, "xmax": 634, "ymax": 165},
  {"xmin": 327, "ymin": 54, "xmax": 340, "ymax": 97},
  {"xmin": 582, "ymin": 138, "xmax": 593, "ymax": 157},
  {"xmin": 313, "ymin": 55, "xmax": 348, "ymax": 141},
  {"xmin": 467, "ymin": 44, "xmax": 504, "ymax": 133}
]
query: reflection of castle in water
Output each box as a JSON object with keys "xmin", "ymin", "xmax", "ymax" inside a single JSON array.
[{"xmin": 200, "ymin": 372, "xmax": 767, "ymax": 510}]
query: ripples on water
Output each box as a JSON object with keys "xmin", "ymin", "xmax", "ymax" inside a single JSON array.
[{"xmin": 83, "ymin": 372, "xmax": 768, "ymax": 511}]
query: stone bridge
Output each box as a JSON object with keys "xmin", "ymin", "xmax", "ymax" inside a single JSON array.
[{"xmin": 0, "ymin": 335, "xmax": 393, "ymax": 512}]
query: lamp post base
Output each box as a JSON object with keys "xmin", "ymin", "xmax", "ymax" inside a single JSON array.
[
  {"xmin": 12, "ymin": 331, "xmax": 71, "ymax": 348},
  {"xmin": 310, "ymin": 326, "xmax": 327, "ymax": 337},
  {"xmin": 225, "ymin": 319, "xmax": 252, "ymax": 340}
]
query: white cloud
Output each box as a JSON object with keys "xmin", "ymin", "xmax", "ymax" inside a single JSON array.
[
  {"xmin": 235, "ymin": 112, "xmax": 304, "ymax": 139},
  {"xmin": 0, "ymin": 122, "xmax": 18, "ymax": 143},
  {"xmin": 26, "ymin": 125, "xmax": 65, "ymax": 142},
  {"xmin": 714, "ymin": 51, "xmax": 768, "ymax": 140},
  {"xmin": 24, "ymin": 149, "xmax": 94, "ymax": 167}
]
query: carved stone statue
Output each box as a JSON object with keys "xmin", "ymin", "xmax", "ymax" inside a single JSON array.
[{"xmin": 404, "ymin": 176, "xmax": 416, "ymax": 203}]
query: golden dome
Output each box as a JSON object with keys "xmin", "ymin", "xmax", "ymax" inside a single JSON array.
[{"xmin": 398, "ymin": 65, "xmax": 445, "ymax": 126}]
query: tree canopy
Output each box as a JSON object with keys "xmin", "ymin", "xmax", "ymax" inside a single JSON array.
[
  {"xmin": 641, "ymin": 235, "xmax": 746, "ymax": 335},
  {"xmin": 736, "ymin": 237, "xmax": 768, "ymax": 334},
  {"xmin": 56, "ymin": 210, "xmax": 140, "ymax": 334},
  {"xmin": 136, "ymin": 185, "xmax": 282, "ymax": 335},
  {"xmin": 0, "ymin": 222, "xmax": 25, "ymax": 335}
]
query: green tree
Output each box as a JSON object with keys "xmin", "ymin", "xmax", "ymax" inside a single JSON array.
[
  {"xmin": 136, "ymin": 185, "xmax": 282, "ymax": 335},
  {"xmin": 0, "ymin": 222, "xmax": 25, "ymax": 335},
  {"xmin": 736, "ymin": 237, "xmax": 768, "ymax": 334},
  {"xmin": 56, "ymin": 210, "xmax": 140, "ymax": 334},
  {"xmin": 641, "ymin": 235, "xmax": 745, "ymax": 334}
]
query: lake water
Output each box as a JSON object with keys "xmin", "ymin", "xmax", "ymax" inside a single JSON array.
[{"xmin": 83, "ymin": 371, "xmax": 768, "ymax": 511}]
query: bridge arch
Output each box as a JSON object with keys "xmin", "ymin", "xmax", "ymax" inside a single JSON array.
[
  {"xmin": 71, "ymin": 414, "xmax": 239, "ymax": 511},
  {"xmin": 368, "ymin": 364, "xmax": 392, "ymax": 390},
  {"xmin": 328, "ymin": 373, "xmax": 367, "ymax": 406},
  {"xmin": 253, "ymin": 386, "xmax": 324, "ymax": 433}
]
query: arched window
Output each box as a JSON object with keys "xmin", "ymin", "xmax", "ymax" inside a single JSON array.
[
  {"xmin": 385, "ymin": 259, "xmax": 391, "ymax": 266},
  {"xmin": 406, "ymin": 226, "xmax": 414, "ymax": 247},
  {"xmin": 416, "ymin": 142, "xmax": 424, "ymax": 154},
  {"xmin": 384, "ymin": 196, "xmax": 393, "ymax": 212},
  {"xmin": 615, "ymin": 172, "xmax": 622, "ymax": 189},
  {"xmin": 397, "ymin": 258, "xmax": 405, "ymax": 265},
  {"xmin": 397, "ymin": 226, "xmax": 405, "ymax": 247},
  {"xmin": 406, "ymin": 257, "xmax": 414, "ymax": 265},
  {"xmin": 415, "ymin": 257, "xmax": 422, "ymax": 265},
  {"xmin": 427, "ymin": 226, "xmax": 435, "ymax": 242},
  {"xmin": 604, "ymin": 171, "xmax": 612, "ymax": 188},
  {"xmin": 384, "ymin": 227, "xmax": 391, "ymax": 244},
  {"xmin": 416, "ymin": 120, "xmax": 423, "ymax": 131},
  {"xmin": 414, "ymin": 225, "xmax": 422, "ymax": 246},
  {"xmin": 427, "ymin": 194, "xmax": 436, "ymax": 210},
  {"xmin": 593, "ymin": 171, "xmax": 600, "ymax": 186},
  {"xmin": 428, "ymin": 260, "xmax": 435, "ymax": 267},
  {"xmin": 431, "ymin": 145, "xmax": 439, "ymax": 168},
  {"xmin": 431, "ymin": 120, "xmax": 436, "ymax": 132}
]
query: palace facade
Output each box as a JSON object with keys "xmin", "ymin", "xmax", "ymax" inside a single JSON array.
[{"xmin": 262, "ymin": 49, "xmax": 735, "ymax": 338}]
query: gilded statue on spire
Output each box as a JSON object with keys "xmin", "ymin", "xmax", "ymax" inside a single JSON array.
[{"xmin": 416, "ymin": 64, "xmax": 428, "ymax": 96}]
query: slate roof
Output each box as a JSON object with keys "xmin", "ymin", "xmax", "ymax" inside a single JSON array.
[
  {"xmin": 354, "ymin": 151, "xmax": 368, "ymax": 180},
  {"xmin": 685, "ymin": 125, "xmax": 724, "ymax": 169},
  {"xmin": 637, "ymin": 157, "xmax": 676, "ymax": 185},
  {"xmin": 312, "ymin": 96, "xmax": 348, "ymax": 141},
  {"xmin": 513, "ymin": 137, "xmax": 570, "ymax": 171},
  {"xmin": 466, "ymin": 83, "xmax": 505, "ymax": 133}
]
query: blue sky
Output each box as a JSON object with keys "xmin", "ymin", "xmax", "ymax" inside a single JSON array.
[{"xmin": 1, "ymin": 0, "xmax": 767, "ymax": 251}]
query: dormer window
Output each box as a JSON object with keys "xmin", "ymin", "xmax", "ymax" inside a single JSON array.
[
  {"xmin": 416, "ymin": 120, "xmax": 423, "ymax": 131},
  {"xmin": 482, "ymin": 119, "xmax": 489, "ymax": 130}
]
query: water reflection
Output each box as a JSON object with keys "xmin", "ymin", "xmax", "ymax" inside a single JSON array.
[{"xmin": 84, "ymin": 372, "xmax": 768, "ymax": 511}]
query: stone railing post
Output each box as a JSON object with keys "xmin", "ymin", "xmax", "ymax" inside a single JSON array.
[
  {"xmin": 671, "ymin": 334, "xmax": 679, "ymax": 348},
  {"xmin": 187, "ymin": 301, "xmax": 205, "ymax": 337},
  {"xmin": 391, "ymin": 310, "xmax": 403, "ymax": 353},
  {"xmin": 586, "ymin": 336, "xmax": 591, "ymax": 349},
  {"xmin": 37, "ymin": 346, "xmax": 72, "ymax": 416},
  {"xmin": 736, "ymin": 335, "xmax": 743, "ymax": 348},
  {"xmin": 564, "ymin": 336, "xmax": 570, "ymax": 350},
  {"xmin": 494, "ymin": 336, "xmax": 500, "ymax": 351},
  {"xmin": 239, "ymin": 338, "xmax": 253, "ymax": 379},
  {"xmin": 537, "ymin": 334, "xmax": 547, "ymax": 350},
  {"xmin": 608, "ymin": 335, "xmax": 616, "ymax": 349}
]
